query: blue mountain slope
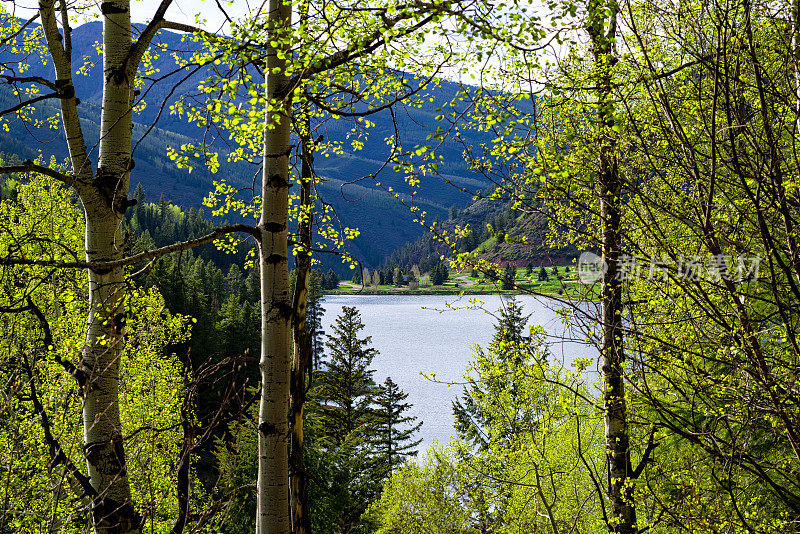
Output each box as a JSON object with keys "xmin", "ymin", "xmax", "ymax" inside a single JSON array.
[{"xmin": 0, "ymin": 21, "xmax": 498, "ymax": 268}]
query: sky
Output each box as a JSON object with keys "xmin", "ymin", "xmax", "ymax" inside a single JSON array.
[
  {"xmin": 127, "ymin": 0, "xmax": 254, "ymax": 31},
  {"xmin": 0, "ymin": 0, "xmax": 565, "ymax": 89},
  {"xmin": 0, "ymin": 0, "xmax": 253, "ymax": 32}
]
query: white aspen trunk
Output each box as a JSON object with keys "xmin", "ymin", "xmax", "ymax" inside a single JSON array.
[
  {"xmin": 256, "ymin": 1, "xmax": 293, "ymax": 532},
  {"xmin": 81, "ymin": 0, "xmax": 139, "ymax": 529},
  {"xmin": 794, "ymin": 0, "xmax": 800, "ymax": 184},
  {"xmin": 40, "ymin": 0, "xmax": 139, "ymax": 530},
  {"xmin": 39, "ymin": 0, "xmax": 92, "ymax": 182},
  {"xmin": 82, "ymin": 206, "xmax": 138, "ymax": 533},
  {"xmin": 587, "ymin": 1, "xmax": 636, "ymax": 531}
]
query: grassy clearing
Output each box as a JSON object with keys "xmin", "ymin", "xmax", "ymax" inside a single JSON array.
[{"xmin": 330, "ymin": 266, "xmax": 599, "ymax": 299}]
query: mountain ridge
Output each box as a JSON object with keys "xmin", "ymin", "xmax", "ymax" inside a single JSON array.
[{"xmin": 0, "ymin": 20, "xmax": 493, "ymax": 270}]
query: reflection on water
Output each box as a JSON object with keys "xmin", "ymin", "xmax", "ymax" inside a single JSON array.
[{"xmin": 320, "ymin": 294, "xmax": 599, "ymax": 451}]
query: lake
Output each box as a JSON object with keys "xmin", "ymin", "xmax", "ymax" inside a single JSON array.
[{"xmin": 320, "ymin": 294, "xmax": 599, "ymax": 451}]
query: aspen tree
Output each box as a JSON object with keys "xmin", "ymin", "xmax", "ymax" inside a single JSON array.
[{"xmin": 0, "ymin": 2, "xmax": 233, "ymax": 531}]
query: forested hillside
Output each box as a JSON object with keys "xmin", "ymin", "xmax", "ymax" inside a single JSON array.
[
  {"xmin": 385, "ymin": 186, "xmax": 580, "ymax": 273},
  {"xmin": 2, "ymin": 0, "xmax": 800, "ymax": 533},
  {"xmin": 0, "ymin": 21, "xmax": 494, "ymax": 269}
]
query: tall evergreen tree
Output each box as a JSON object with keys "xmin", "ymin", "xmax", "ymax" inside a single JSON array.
[
  {"xmin": 290, "ymin": 267, "xmax": 326, "ymax": 368},
  {"xmin": 430, "ymin": 264, "xmax": 444, "ymax": 286},
  {"xmin": 312, "ymin": 306, "xmax": 380, "ymax": 533},
  {"xmin": 306, "ymin": 269, "xmax": 326, "ymax": 367},
  {"xmin": 453, "ymin": 298, "xmax": 536, "ymax": 449},
  {"xmin": 370, "ymin": 377, "xmax": 422, "ymax": 480},
  {"xmin": 502, "ymin": 263, "xmax": 516, "ymax": 290},
  {"xmin": 430, "ymin": 262, "xmax": 449, "ymax": 286},
  {"xmin": 318, "ymin": 306, "xmax": 378, "ymax": 443}
]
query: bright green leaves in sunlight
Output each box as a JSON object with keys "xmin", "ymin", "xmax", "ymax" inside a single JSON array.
[
  {"xmin": 368, "ymin": 299, "xmax": 605, "ymax": 533},
  {"xmin": 0, "ymin": 168, "xmax": 195, "ymax": 531}
]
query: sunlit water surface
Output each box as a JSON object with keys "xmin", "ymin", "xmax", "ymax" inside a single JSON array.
[{"xmin": 320, "ymin": 294, "xmax": 598, "ymax": 452}]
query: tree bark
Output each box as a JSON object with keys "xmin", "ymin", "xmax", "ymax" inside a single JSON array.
[
  {"xmin": 39, "ymin": 0, "xmax": 140, "ymax": 531},
  {"xmin": 256, "ymin": 0, "xmax": 293, "ymax": 532},
  {"xmin": 794, "ymin": 0, "xmax": 800, "ymax": 148},
  {"xmin": 290, "ymin": 4, "xmax": 313, "ymax": 527},
  {"xmin": 587, "ymin": 0, "xmax": 636, "ymax": 531},
  {"xmin": 83, "ymin": 0, "xmax": 141, "ymax": 526},
  {"xmin": 289, "ymin": 128, "xmax": 314, "ymax": 533}
]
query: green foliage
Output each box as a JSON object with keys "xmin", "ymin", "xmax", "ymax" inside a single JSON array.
[
  {"xmin": 501, "ymin": 263, "xmax": 516, "ymax": 290},
  {"xmin": 317, "ymin": 306, "xmax": 379, "ymax": 444},
  {"xmin": 213, "ymin": 408, "xmax": 260, "ymax": 534},
  {"xmin": 371, "ymin": 299, "xmax": 604, "ymax": 533},
  {"xmin": 0, "ymin": 175, "xmax": 197, "ymax": 532},
  {"xmin": 363, "ymin": 449, "xmax": 476, "ymax": 534},
  {"xmin": 443, "ymin": 0, "xmax": 800, "ymax": 529},
  {"xmin": 369, "ymin": 377, "xmax": 422, "ymax": 481},
  {"xmin": 306, "ymin": 306, "xmax": 422, "ymax": 534},
  {"xmin": 143, "ymin": 246, "xmax": 260, "ymax": 427}
]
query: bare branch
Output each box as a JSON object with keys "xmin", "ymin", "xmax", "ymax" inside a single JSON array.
[
  {"xmin": 0, "ymin": 223, "xmax": 260, "ymax": 270},
  {"xmin": 127, "ymin": 0, "xmax": 176, "ymax": 71},
  {"xmin": 0, "ymin": 91, "xmax": 61, "ymax": 116},
  {"xmin": 22, "ymin": 298, "xmax": 96, "ymax": 499},
  {"xmin": 0, "ymin": 74, "xmax": 57, "ymax": 91},
  {"xmin": 0, "ymin": 160, "xmax": 83, "ymax": 187},
  {"xmin": 160, "ymin": 21, "xmax": 219, "ymax": 41}
]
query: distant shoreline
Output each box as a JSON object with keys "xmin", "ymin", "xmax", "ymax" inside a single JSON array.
[
  {"xmin": 325, "ymin": 284, "xmax": 586, "ymax": 299},
  {"xmin": 325, "ymin": 266, "xmax": 593, "ymax": 299},
  {"xmin": 326, "ymin": 287, "xmax": 521, "ymax": 296}
]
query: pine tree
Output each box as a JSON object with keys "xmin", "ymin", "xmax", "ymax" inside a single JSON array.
[
  {"xmin": 453, "ymin": 298, "xmax": 538, "ymax": 449},
  {"xmin": 291, "ymin": 268, "xmax": 326, "ymax": 368},
  {"xmin": 318, "ymin": 306, "xmax": 378, "ymax": 443},
  {"xmin": 321, "ymin": 269, "xmax": 341, "ymax": 290},
  {"xmin": 448, "ymin": 204, "xmax": 459, "ymax": 220},
  {"xmin": 430, "ymin": 264, "xmax": 444, "ymax": 286},
  {"xmin": 492, "ymin": 298, "xmax": 532, "ymax": 349},
  {"xmin": 370, "ymin": 377, "xmax": 422, "ymax": 479},
  {"xmin": 501, "ymin": 263, "xmax": 516, "ymax": 290},
  {"xmin": 307, "ymin": 270, "xmax": 325, "ymax": 367},
  {"xmin": 312, "ymin": 306, "xmax": 380, "ymax": 533},
  {"xmin": 132, "ymin": 182, "xmax": 146, "ymax": 205},
  {"xmin": 538, "ymin": 266, "xmax": 549, "ymax": 282},
  {"xmin": 430, "ymin": 262, "xmax": 449, "ymax": 286}
]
